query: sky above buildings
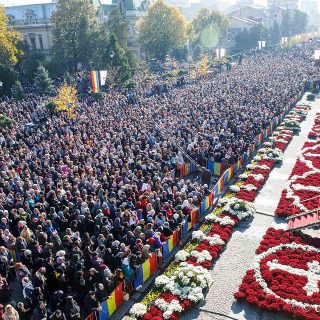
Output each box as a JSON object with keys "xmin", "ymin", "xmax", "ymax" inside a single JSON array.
[{"xmin": 0, "ymin": 0, "xmax": 319, "ymax": 7}]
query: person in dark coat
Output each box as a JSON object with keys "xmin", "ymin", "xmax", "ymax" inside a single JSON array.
[
  {"xmin": 84, "ymin": 291, "xmax": 101, "ymax": 317},
  {"xmin": 64, "ymin": 296, "xmax": 81, "ymax": 320},
  {"xmin": 32, "ymin": 301, "xmax": 48, "ymax": 320},
  {"xmin": 50, "ymin": 309, "xmax": 67, "ymax": 320},
  {"xmin": 0, "ymin": 275, "xmax": 10, "ymax": 304},
  {"xmin": 16, "ymin": 302, "xmax": 31, "ymax": 320}
]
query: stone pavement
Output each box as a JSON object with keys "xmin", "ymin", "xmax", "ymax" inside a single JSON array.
[{"xmin": 182, "ymin": 94, "xmax": 320, "ymax": 320}]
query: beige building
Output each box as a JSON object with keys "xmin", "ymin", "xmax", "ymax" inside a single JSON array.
[
  {"xmin": 5, "ymin": 0, "xmax": 150, "ymax": 58},
  {"xmin": 5, "ymin": 2, "xmax": 55, "ymax": 55}
]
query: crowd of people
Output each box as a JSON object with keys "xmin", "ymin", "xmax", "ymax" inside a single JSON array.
[{"xmin": 0, "ymin": 42, "xmax": 319, "ymax": 319}]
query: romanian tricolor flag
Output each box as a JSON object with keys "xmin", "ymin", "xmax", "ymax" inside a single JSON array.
[
  {"xmin": 99, "ymin": 283, "xmax": 123, "ymax": 319},
  {"xmin": 90, "ymin": 70, "xmax": 100, "ymax": 93},
  {"xmin": 133, "ymin": 253, "xmax": 157, "ymax": 288}
]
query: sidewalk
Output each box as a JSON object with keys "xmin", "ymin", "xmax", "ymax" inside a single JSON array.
[{"xmin": 182, "ymin": 94, "xmax": 319, "ymax": 320}]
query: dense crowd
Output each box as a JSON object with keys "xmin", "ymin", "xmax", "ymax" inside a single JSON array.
[{"xmin": 0, "ymin": 42, "xmax": 318, "ymax": 319}]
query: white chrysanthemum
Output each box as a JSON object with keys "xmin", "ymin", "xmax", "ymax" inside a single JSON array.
[{"xmin": 129, "ymin": 303, "xmax": 147, "ymax": 317}]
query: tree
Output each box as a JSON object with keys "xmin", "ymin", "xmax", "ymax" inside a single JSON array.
[
  {"xmin": 54, "ymin": 82, "xmax": 78, "ymax": 118},
  {"xmin": 52, "ymin": 0, "xmax": 99, "ymax": 73},
  {"xmin": 291, "ymin": 10, "xmax": 308, "ymax": 36},
  {"xmin": 198, "ymin": 55, "xmax": 209, "ymax": 76},
  {"xmin": 270, "ymin": 21, "xmax": 281, "ymax": 45},
  {"xmin": 234, "ymin": 28, "xmax": 251, "ymax": 52},
  {"xmin": 0, "ymin": 65, "xmax": 17, "ymax": 96},
  {"xmin": 11, "ymin": 81, "xmax": 24, "ymax": 100},
  {"xmin": 281, "ymin": 10, "xmax": 292, "ymax": 37},
  {"xmin": 191, "ymin": 8, "xmax": 229, "ymax": 50},
  {"xmin": 0, "ymin": 5, "xmax": 22, "ymax": 66},
  {"xmin": 20, "ymin": 51, "xmax": 47, "ymax": 82},
  {"xmin": 34, "ymin": 65, "xmax": 55, "ymax": 96},
  {"xmin": 0, "ymin": 114, "xmax": 16, "ymax": 129},
  {"xmin": 106, "ymin": 7, "xmax": 128, "ymax": 49},
  {"xmin": 102, "ymin": 34, "xmax": 131, "ymax": 85},
  {"xmin": 138, "ymin": 0, "xmax": 188, "ymax": 61}
]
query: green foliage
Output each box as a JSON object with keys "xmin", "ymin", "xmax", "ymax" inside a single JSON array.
[
  {"xmin": 307, "ymin": 94, "xmax": 316, "ymax": 101},
  {"xmin": 20, "ymin": 52, "xmax": 47, "ymax": 82},
  {"xmin": 172, "ymin": 46, "xmax": 188, "ymax": 62},
  {"xmin": 281, "ymin": 9, "xmax": 308, "ymax": 37},
  {"xmin": 34, "ymin": 65, "xmax": 55, "ymax": 96},
  {"xmin": 0, "ymin": 114, "xmax": 16, "ymax": 129},
  {"xmin": 0, "ymin": 5, "xmax": 22, "ymax": 66},
  {"xmin": 103, "ymin": 34, "xmax": 131, "ymax": 85},
  {"xmin": 52, "ymin": 0, "xmax": 99, "ymax": 73},
  {"xmin": 191, "ymin": 8, "xmax": 229, "ymax": 50},
  {"xmin": 234, "ymin": 28, "xmax": 251, "ymax": 51},
  {"xmin": 292, "ymin": 10, "xmax": 308, "ymax": 35},
  {"xmin": 0, "ymin": 64, "xmax": 17, "ymax": 96},
  {"xmin": 281, "ymin": 10, "xmax": 292, "ymax": 37},
  {"xmin": 11, "ymin": 81, "xmax": 24, "ymax": 100},
  {"xmin": 126, "ymin": 48, "xmax": 138, "ymax": 70},
  {"xmin": 270, "ymin": 21, "xmax": 281, "ymax": 45},
  {"xmin": 126, "ymin": 79, "xmax": 137, "ymax": 89},
  {"xmin": 192, "ymin": 44, "xmax": 203, "ymax": 60},
  {"xmin": 138, "ymin": 0, "xmax": 188, "ymax": 61},
  {"xmin": 234, "ymin": 25, "xmax": 267, "ymax": 52},
  {"xmin": 106, "ymin": 7, "xmax": 128, "ymax": 49},
  {"xmin": 44, "ymin": 101, "xmax": 57, "ymax": 112}
]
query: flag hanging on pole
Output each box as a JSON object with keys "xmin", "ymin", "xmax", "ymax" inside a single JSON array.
[
  {"xmin": 100, "ymin": 70, "xmax": 107, "ymax": 86},
  {"xmin": 90, "ymin": 70, "xmax": 100, "ymax": 93}
]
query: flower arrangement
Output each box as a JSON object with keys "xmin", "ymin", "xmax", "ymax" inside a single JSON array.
[
  {"xmin": 125, "ymin": 105, "xmax": 308, "ymax": 320},
  {"xmin": 275, "ymin": 124, "xmax": 320, "ymax": 217},
  {"xmin": 235, "ymin": 228, "xmax": 320, "ymax": 320}
]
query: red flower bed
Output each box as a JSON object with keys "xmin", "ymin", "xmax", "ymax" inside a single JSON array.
[
  {"xmin": 235, "ymin": 189, "xmax": 256, "ymax": 202},
  {"xmin": 275, "ymin": 115, "xmax": 320, "ymax": 217},
  {"xmin": 308, "ymin": 114, "xmax": 320, "ymax": 139},
  {"xmin": 235, "ymin": 228, "xmax": 320, "ymax": 320}
]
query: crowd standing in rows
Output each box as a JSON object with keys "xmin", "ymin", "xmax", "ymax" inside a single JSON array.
[{"xmin": 0, "ymin": 42, "xmax": 319, "ymax": 319}]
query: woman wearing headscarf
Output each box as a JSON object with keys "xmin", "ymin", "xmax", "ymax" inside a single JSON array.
[{"xmin": 3, "ymin": 304, "xmax": 19, "ymax": 320}]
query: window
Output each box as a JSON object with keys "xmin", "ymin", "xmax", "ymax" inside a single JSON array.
[
  {"xmin": 30, "ymin": 36, "xmax": 36, "ymax": 50},
  {"xmin": 38, "ymin": 35, "xmax": 44, "ymax": 50}
]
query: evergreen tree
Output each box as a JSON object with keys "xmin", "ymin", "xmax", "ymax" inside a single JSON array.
[
  {"xmin": 234, "ymin": 29, "xmax": 251, "ymax": 51},
  {"xmin": 105, "ymin": 34, "xmax": 131, "ymax": 85},
  {"xmin": 11, "ymin": 81, "xmax": 24, "ymax": 100},
  {"xmin": 34, "ymin": 65, "xmax": 55, "ymax": 95},
  {"xmin": 106, "ymin": 7, "xmax": 128, "ymax": 49},
  {"xmin": 281, "ymin": 10, "xmax": 292, "ymax": 37},
  {"xmin": 271, "ymin": 21, "xmax": 281, "ymax": 45}
]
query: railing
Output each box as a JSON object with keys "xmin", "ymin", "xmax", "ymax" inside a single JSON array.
[
  {"xmin": 177, "ymin": 92, "xmax": 303, "ymax": 179},
  {"xmin": 29, "ymin": 92, "xmax": 307, "ymax": 320}
]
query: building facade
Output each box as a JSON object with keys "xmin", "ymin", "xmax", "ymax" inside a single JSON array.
[
  {"xmin": 5, "ymin": 2, "xmax": 56, "ymax": 55},
  {"xmin": 267, "ymin": 0, "xmax": 298, "ymax": 10},
  {"xmin": 4, "ymin": 0, "xmax": 149, "ymax": 58}
]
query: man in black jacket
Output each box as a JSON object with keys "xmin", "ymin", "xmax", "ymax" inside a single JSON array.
[{"xmin": 64, "ymin": 296, "xmax": 81, "ymax": 320}]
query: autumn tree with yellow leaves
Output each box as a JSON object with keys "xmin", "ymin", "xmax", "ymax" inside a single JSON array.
[
  {"xmin": 0, "ymin": 5, "xmax": 22, "ymax": 66},
  {"xmin": 198, "ymin": 55, "xmax": 209, "ymax": 76},
  {"xmin": 53, "ymin": 82, "xmax": 78, "ymax": 118}
]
